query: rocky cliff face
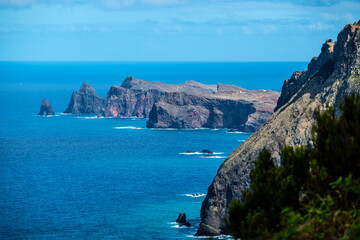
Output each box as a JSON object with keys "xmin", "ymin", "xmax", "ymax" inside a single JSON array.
[
  {"xmin": 196, "ymin": 20, "xmax": 360, "ymax": 236},
  {"xmin": 64, "ymin": 82, "xmax": 104, "ymax": 114},
  {"xmin": 65, "ymin": 76, "xmax": 279, "ymax": 131},
  {"xmin": 38, "ymin": 98, "xmax": 55, "ymax": 116},
  {"xmin": 145, "ymin": 82, "xmax": 279, "ymax": 131},
  {"xmin": 146, "ymin": 92, "xmax": 256, "ymax": 130}
]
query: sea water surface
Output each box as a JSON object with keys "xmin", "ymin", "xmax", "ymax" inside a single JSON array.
[{"xmin": 0, "ymin": 62, "xmax": 307, "ymax": 239}]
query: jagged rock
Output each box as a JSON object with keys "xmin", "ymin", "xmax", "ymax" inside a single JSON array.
[
  {"xmin": 38, "ymin": 98, "xmax": 55, "ymax": 116},
  {"xmin": 183, "ymin": 222, "xmax": 191, "ymax": 227},
  {"xmin": 175, "ymin": 213, "xmax": 191, "ymax": 227},
  {"xmin": 64, "ymin": 82, "xmax": 103, "ymax": 114},
  {"xmin": 176, "ymin": 213, "xmax": 187, "ymax": 224},
  {"xmin": 196, "ymin": 20, "xmax": 360, "ymax": 236}
]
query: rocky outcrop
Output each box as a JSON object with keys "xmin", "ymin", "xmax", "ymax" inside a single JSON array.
[
  {"xmin": 65, "ymin": 76, "xmax": 279, "ymax": 131},
  {"xmin": 176, "ymin": 213, "xmax": 191, "ymax": 227},
  {"xmin": 196, "ymin": 20, "xmax": 360, "ymax": 236},
  {"xmin": 64, "ymin": 82, "xmax": 104, "ymax": 114},
  {"xmin": 38, "ymin": 98, "xmax": 55, "ymax": 116},
  {"xmin": 176, "ymin": 213, "xmax": 187, "ymax": 224},
  {"xmin": 275, "ymin": 39, "xmax": 335, "ymax": 112}
]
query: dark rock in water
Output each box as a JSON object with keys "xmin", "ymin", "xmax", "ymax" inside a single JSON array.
[
  {"xmin": 185, "ymin": 150, "xmax": 195, "ymax": 153},
  {"xmin": 196, "ymin": 20, "xmax": 360, "ymax": 236},
  {"xmin": 201, "ymin": 149, "xmax": 214, "ymax": 154},
  {"xmin": 38, "ymin": 98, "xmax": 55, "ymax": 116},
  {"xmin": 183, "ymin": 222, "xmax": 191, "ymax": 227},
  {"xmin": 64, "ymin": 82, "xmax": 104, "ymax": 114},
  {"xmin": 175, "ymin": 213, "xmax": 191, "ymax": 227},
  {"xmin": 176, "ymin": 213, "xmax": 187, "ymax": 224}
]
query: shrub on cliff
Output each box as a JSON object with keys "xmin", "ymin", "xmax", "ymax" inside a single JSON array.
[{"xmin": 226, "ymin": 93, "xmax": 360, "ymax": 239}]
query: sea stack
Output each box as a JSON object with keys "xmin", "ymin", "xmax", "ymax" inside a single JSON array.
[
  {"xmin": 38, "ymin": 98, "xmax": 55, "ymax": 116},
  {"xmin": 64, "ymin": 82, "xmax": 104, "ymax": 114},
  {"xmin": 196, "ymin": 20, "xmax": 360, "ymax": 236}
]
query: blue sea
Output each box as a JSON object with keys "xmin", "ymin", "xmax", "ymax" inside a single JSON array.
[{"xmin": 0, "ymin": 62, "xmax": 307, "ymax": 239}]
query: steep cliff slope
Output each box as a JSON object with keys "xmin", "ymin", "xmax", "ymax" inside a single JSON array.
[
  {"xmin": 146, "ymin": 92, "xmax": 256, "ymax": 129},
  {"xmin": 64, "ymin": 82, "xmax": 103, "ymax": 114},
  {"xmin": 196, "ymin": 20, "xmax": 360, "ymax": 236}
]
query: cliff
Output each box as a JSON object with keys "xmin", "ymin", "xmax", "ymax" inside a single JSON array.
[
  {"xmin": 38, "ymin": 98, "xmax": 55, "ymax": 116},
  {"xmin": 64, "ymin": 82, "xmax": 104, "ymax": 114},
  {"xmin": 65, "ymin": 76, "xmax": 279, "ymax": 131},
  {"xmin": 196, "ymin": 20, "xmax": 360, "ymax": 236},
  {"xmin": 144, "ymin": 81, "xmax": 279, "ymax": 131},
  {"xmin": 146, "ymin": 92, "xmax": 256, "ymax": 130}
]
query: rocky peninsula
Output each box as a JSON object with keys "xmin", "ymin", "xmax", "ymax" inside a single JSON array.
[
  {"xmin": 196, "ymin": 20, "xmax": 360, "ymax": 236},
  {"xmin": 64, "ymin": 76, "xmax": 279, "ymax": 131}
]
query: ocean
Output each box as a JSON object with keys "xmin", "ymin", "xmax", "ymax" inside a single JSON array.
[{"xmin": 0, "ymin": 62, "xmax": 307, "ymax": 239}]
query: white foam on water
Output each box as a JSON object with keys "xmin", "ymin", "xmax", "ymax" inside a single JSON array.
[
  {"xmin": 167, "ymin": 222, "xmax": 178, "ymax": 225},
  {"xmin": 238, "ymin": 140, "xmax": 245, "ymax": 142},
  {"xmin": 36, "ymin": 114, "xmax": 60, "ymax": 117},
  {"xmin": 150, "ymin": 128, "xmax": 178, "ymax": 131},
  {"xmin": 113, "ymin": 126, "xmax": 144, "ymax": 130},
  {"xmin": 75, "ymin": 116, "xmax": 99, "ymax": 119},
  {"xmin": 183, "ymin": 193, "xmax": 206, "ymax": 198},
  {"xmin": 200, "ymin": 156, "xmax": 226, "ymax": 159},
  {"xmin": 212, "ymin": 152, "xmax": 224, "ymax": 155},
  {"xmin": 179, "ymin": 152, "xmax": 203, "ymax": 155},
  {"xmin": 179, "ymin": 152, "xmax": 224, "ymax": 155}
]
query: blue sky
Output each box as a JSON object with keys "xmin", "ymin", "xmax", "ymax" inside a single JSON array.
[{"xmin": 0, "ymin": 0, "xmax": 359, "ymax": 61}]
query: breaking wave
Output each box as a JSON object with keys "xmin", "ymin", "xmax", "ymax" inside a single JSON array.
[{"xmin": 113, "ymin": 126, "xmax": 144, "ymax": 130}]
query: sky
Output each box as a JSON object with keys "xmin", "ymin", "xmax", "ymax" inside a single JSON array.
[{"xmin": 0, "ymin": 0, "xmax": 359, "ymax": 61}]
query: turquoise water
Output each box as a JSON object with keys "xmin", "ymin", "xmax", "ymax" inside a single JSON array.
[{"xmin": 0, "ymin": 62, "xmax": 307, "ymax": 239}]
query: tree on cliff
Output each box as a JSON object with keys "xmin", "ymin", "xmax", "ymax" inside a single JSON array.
[{"xmin": 226, "ymin": 93, "xmax": 360, "ymax": 239}]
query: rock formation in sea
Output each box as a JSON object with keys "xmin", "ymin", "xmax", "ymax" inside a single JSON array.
[
  {"xmin": 38, "ymin": 98, "xmax": 55, "ymax": 116},
  {"xmin": 64, "ymin": 82, "xmax": 104, "ymax": 114},
  {"xmin": 195, "ymin": 20, "xmax": 360, "ymax": 236},
  {"xmin": 64, "ymin": 76, "xmax": 279, "ymax": 131},
  {"xmin": 176, "ymin": 213, "xmax": 191, "ymax": 227}
]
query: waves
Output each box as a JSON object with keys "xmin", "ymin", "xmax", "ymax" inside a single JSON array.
[
  {"xmin": 200, "ymin": 156, "xmax": 226, "ymax": 159},
  {"xmin": 75, "ymin": 116, "xmax": 101, "ymax": 119},
  {"xmin": 113, "ymin": 126, "xmax": 144, "ymax": 130},
  {"xmin": 179, "ymin": 151, "xmax": 224, "ymax": 155},
  {"xmin": 183, "ymin": 193, "xmax": 206, "ymax": 198}
]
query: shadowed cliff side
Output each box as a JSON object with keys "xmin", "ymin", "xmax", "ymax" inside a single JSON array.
[
  {"xmin": 196, "ymin": 20, "xmax": 360, "ymax": 236},
  {"xmin": 64, "ymin": 82, "xmax": 104, "ymax": 114}
]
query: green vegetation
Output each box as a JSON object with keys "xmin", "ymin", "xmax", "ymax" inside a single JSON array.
[{"xmin": 226, "ymin": 93, "xmax": 360, "ymax": 239}]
